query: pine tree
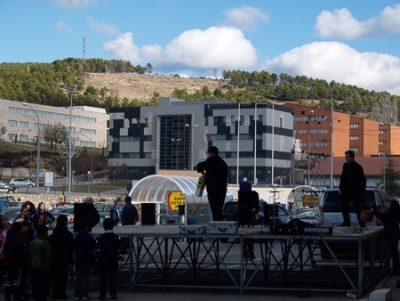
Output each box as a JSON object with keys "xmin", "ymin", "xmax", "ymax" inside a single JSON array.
[{"xmin": 380, "ymin": 157, "xmax": 400, "ymax": 197}]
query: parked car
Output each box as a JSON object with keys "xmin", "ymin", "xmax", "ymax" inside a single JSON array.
[
  {"xmin": 319, "ymin": 187, "xmax": 388, "ymax": 227},
  {"xmin": 9, "ymin": 178, "xmax": 36, "ymax": 188},
  {"xmin": 222, "ymin": 200, "xmax": 289, "ymax": 225},
  {"xmin": 94, "ymin": 202, "xmax": 115, "ymax": 225},
  {"xmin": 0, "ymin": 206, "xmax": 22, "ymax": 223},
  {"xmin": 7, "ymin": 201, "xmax": 22, "ymax": 208},
  {"xmin": 318, "ymin": 187, "xmax": 388, "ymax": 259},
  {"xmin": 0, "ymin": 195, "xmax": 16, "ymax": 203},
  {"xmin": 289, "ymin": 208, "xmax": 319, "ymax": 225},
  {"xmin": 49, "ymin": 205, "xmax": 75, "ymax": 229},
  {"xmin": 0, "ymin": 198, "xmax": 10, "ymax": 211},
  {"xmin": 0, "ymin": 182, "xmax": 17, "ymax": 193}
]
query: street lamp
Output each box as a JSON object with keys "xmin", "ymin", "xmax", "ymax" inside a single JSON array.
[
  {"xmin": 0, "ymin": 162, "xmax": 2, "ymax": 179},
  {"xmin": 330, "ymin": 81, "xmax": 335, "ymax": 189},
  {"xmin": 23, "ymin": 102, "xmax": 40, "ymax": 193},
  {"xmin": 379, "ymin": 123, "xmax": 387, "ymax": 192}
]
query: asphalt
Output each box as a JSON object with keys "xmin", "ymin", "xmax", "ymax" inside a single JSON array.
[{"xmin": 63, "ymin": 273, "xmax": 400, "ymax": 301}]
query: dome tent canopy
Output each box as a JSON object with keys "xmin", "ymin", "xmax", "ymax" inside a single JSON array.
[{"xmin": 128, "ymin": 175, "xmax": 233, "ymax": 204}]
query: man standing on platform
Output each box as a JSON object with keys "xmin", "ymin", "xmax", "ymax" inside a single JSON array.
[
  {"xmin": 121, "ymin": 196, "xmax": 139, "ymax": 225},
  {"xmin": 196, "ymin": 146, "xmax": 228, "ymax": 221},
  {"xmin": 338, "ymin": 150, "xmax": 366, "ymax": 227}
]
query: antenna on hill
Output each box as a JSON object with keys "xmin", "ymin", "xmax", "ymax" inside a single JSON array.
[{"xmin": 82, "ymin": 37, "xmax": 86, "ymax": 77}]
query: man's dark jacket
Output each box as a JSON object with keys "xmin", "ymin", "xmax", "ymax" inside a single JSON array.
[
  {"xmin": 339, "ymin": 160, "xmax": 366, "ymax": 198},
  {"xmin": 196, "ymin": 155, "xmax": 228, "ymax": 191}
]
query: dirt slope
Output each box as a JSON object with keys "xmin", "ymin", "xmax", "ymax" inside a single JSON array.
[{"xmin": 83, "ymin": 73, "xmax": 232, "ymax": 101}]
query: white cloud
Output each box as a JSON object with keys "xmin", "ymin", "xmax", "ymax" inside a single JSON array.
[
  {"xmin": 55, "ymin": 0, "xmax": 96, "ymax": 10},
  {"xmin": 55, "ymin": 20, "xmax": 74, "ymax": 34},
  {"xmin": 87, "ymin": 17, "xmax": 121, "ymax": 36},
  {"xmin": 102, "ymin": 26, "xmax": 257, "ymax": 73},
  {"xmin": 316, "ymin": 4, "xmax": 400, "ymax": 39},
  {"xmin": 224, "ymin": 6, "xmax": 269, "ymax": 31},
  {"xmin": 102, "ymin": 33, "xmax": 141, "ymax": 62},
  {"xmin": 261, "ymin": 41, "xmax": 400, "ymax": 95}
]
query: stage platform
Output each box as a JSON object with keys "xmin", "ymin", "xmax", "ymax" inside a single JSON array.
[{"xmin": 89, "ymin": 225, "xmax": 389, "ymax": 297}]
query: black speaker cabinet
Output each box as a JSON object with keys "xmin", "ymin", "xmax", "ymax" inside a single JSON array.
[
  {"xmin": 74, "ymin": 203, "xmax": 91, "ymax": 232},
  {"xmin": 238, "ymin": 191, "xmax": 259, "ymax": 227},
  {"xmin": 141, "ymin": 203, "xmax": 156, "ymax": 225}
]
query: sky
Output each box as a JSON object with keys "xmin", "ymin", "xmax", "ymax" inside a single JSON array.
[{"xmin": 1, "ymin": 0, "xmax": 400, "ymax": 95}]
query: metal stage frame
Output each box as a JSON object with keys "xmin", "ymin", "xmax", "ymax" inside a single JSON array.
[{"xmin": 90, "ymin": 225, "xmax": 389, "ymax": 297}]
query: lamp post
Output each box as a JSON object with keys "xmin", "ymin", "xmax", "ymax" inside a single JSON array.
[
  {"xmin": 68, "ymin": 85, "xmax": 74, "ymax": 202},
  {"xmin": 330, "ymin": 81, "xmax": 335, "ymax": 189},
  {"xmin": 236, "ymin": 103, "xmax": 241, "ymax": 184},
  {"xmin": 379, "ymin": 123, "xmax": 387, "ymax": 191},
  {"xmin": 0, "ymin": 162, "xmax": 2, "ymax": 179},
  {"xmin": 22, "ymin": 103, "xmax": 40, "ymax": 193}
]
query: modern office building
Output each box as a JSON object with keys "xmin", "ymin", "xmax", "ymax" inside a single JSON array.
[
  {"xmin": 108, "ymin": 97, "xmax": 294, "ymax": 184},
  {"xmin": 0, "ymin": 99, "xmax": 109, "ymax": 149}
]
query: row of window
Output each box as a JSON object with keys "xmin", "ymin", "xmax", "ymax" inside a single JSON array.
[
  {"xmin": 294, "ymin": 116, "xmax": 329, "ymax": 122},
  {"xmin": 295, "ymin": 129, "xmax": 329, "ymax": 135},
  {"xmin": 299, "ymin": 141, "xmax": 329, "ymax": 147},
  {"xmin": 210, "ymin": 115, "xmax": 284, "ymax": 128},
  {"xmin": 8, "ymin": 120, "xmax": 97, "ymax": 135},
  {"xmin": 112, "ymin": 136, "xmax": 152, "ymax": 142},
  {"xmin": 9, "ymin": 107, "xmax": 97, "ymax": 124}
]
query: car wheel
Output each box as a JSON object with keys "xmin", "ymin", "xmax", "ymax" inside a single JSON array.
[{"xmin": 28, "ymin": 184, "xmax": 33, "ymax": 187}]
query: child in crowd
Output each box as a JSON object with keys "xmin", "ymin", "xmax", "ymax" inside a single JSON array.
[
  {"xmin": 74, "ymin": 218, "xmax": 95, "ymax": 300},
  {"xmin": 29, "ymin": 224, "xmax": 52, "ymax": 301},
  {"xmin": 96, "ymin": 218, "xmax": 120, "ymax": 300}
]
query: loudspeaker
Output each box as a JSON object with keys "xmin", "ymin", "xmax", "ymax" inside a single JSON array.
[
  {"xmin": 74, "ymin": 203, "xmax": 91, "ymax": 232},
  {"xmin": 141, "ymin": 203, "xmax": 156, "ymax": 225},
  {"xmin": 238, "ymin": 191, "xmax": 259, "ymax": 227}
]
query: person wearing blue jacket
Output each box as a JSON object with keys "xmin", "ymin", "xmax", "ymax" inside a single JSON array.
[{"xmin": 96, "ymin": 218, "xmax": 120, "ymax": 300}]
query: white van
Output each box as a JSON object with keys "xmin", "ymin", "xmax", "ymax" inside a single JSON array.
[{"xmin": 319, "ymin": 188, "xmax": 388, "ymax": 227}]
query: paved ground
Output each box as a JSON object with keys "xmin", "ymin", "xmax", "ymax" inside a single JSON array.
[{"xmin": 64, "ymin": 274, "xmax": 400, "ymax": 301}]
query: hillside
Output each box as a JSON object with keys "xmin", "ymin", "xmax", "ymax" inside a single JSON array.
[{"xmin": 83, "ymin": 72, "xmax": 235, "ymax": 102}]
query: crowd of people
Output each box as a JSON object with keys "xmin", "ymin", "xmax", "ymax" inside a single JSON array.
[{"xmin": 0, "ymin": 196, "xmax": 139, "ymax": 301}]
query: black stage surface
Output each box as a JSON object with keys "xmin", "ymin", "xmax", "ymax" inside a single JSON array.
[{"xmin": 89, "ymin": 225, "xmax": 389, "ymax": 297}]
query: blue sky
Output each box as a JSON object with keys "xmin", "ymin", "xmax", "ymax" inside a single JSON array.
[{"xmin": 1, "ymin": 0, "xmax": 400, "ymax": 95}]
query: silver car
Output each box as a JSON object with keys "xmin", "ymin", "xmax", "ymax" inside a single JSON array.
[
  {"xmin": 0, "ymin": 181, "xmax": 17, "ymax": 193},
  {"xmin": 9, "ymin": 178, "xmax": 36, "ymax": 188}
]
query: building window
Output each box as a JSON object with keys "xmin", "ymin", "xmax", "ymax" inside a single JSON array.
[
  {"xmin": 350, "ymin": 135, "xmax": 360, "ymax": 140},
  {"xmin": 213, "ymin": 116, "xmax": 225, "ymax": 126},
  {"xmin": 8, "ymin": 133, "xmax": 16, "ymax": 140},
  {"xmin": 350, "ymin": 123, "xmax": 360, "ymax": 128},
  {"xmin": 379, "ymin": 140, "xmax": 387, "ymax": 145},
  {"xmin": 240, "ymin": 115, "xmax": 244, "ymax": 126},
  {"xmin": 8, "ymin": 120, "xmax": 17, "ymax": 127},
  {"xmin": 19, "ymin": 121, "xmax": 28, "ymax": 128},
  {"xmin": 81, "ymin": 128, "xmax": 96, "ymax": 135},
  {"xmin": 350, "ymin": 147, "xmax": 360, "ymax": 152},
  {"xmin": 19, "ymin": 135, "xmax": 28, "ymax": 141}
]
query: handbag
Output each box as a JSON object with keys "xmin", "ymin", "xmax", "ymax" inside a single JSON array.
[
  {"xmin": 195, "ymin": 176, "xmax": 206, "ymax": 197},
  {"xmin": 360, "ymin": 205, "xmax": 373, "ymax": 222}
]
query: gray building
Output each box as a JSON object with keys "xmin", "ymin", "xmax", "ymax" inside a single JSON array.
[{"xmin": 108, "ymin": 98, "xmax": 294, "ymax": 184}]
